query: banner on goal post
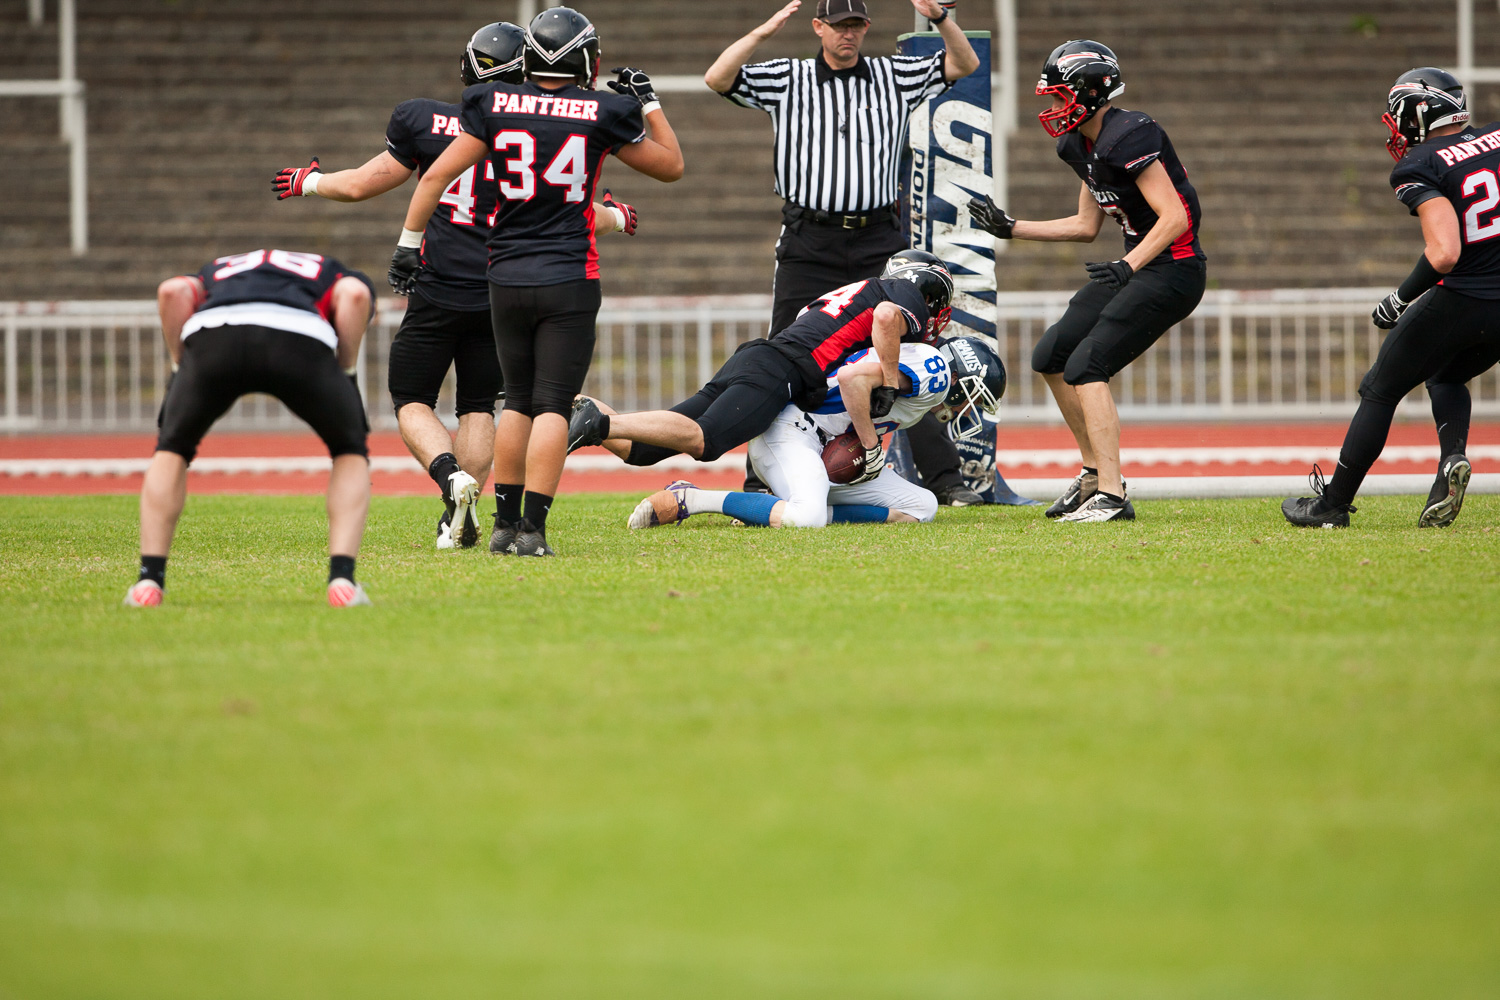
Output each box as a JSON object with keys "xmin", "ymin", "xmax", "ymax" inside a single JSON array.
[{"xmin": 894, "ymin": 29, "xmax": 1037, "ymax": 505}]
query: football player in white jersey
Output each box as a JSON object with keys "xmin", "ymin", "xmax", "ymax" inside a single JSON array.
[{"xmin": 624, "ymin": 336, "xmax": 1006, "ymax": 529}]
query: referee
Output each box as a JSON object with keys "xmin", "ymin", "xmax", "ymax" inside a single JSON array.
[{"xmin": 705, "ymin": 0, "xmax": 983, "ymax": 505}]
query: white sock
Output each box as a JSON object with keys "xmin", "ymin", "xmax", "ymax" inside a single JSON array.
[{"xmin": 684, "ymin": 489, "xmax": 729, "ymax": 516}]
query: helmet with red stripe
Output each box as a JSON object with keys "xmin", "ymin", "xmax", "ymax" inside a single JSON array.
[
  {"xmin": 1036, "ymin": 40, "xmax": 1123, "ymax": 138},
  {"xmin": 881, "ymin": 249, "xmax": 953, "ymax": 341},
  {"xmin": 1383, "ymin": 67, "xmax": 1469, "ymax": 161}
]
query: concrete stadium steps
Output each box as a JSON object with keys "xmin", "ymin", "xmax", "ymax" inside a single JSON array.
[{"xmin": 4, "ymin": 0, "xmax": 1500, "ymax": 300}]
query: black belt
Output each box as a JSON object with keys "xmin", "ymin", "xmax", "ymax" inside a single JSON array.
[{"xmin": 783, "ymin": 202, "xmax": 895, "ymax": 230}]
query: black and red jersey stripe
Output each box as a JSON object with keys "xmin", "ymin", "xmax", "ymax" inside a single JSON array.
[{"xmin": 771, "ymin": 276, "xmax": 931, "ymax": 376}]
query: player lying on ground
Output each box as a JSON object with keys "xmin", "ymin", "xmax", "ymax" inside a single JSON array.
[
  {"xmin": 392, "ymin": 6, "xmax": 684, "ymax": 557},
  {"xmin": 1283, "ymin": 68, "xmax": 1500, "ymax": 529},
  {"xmin": 271, "ymin": 21, "xmax": 636, "ymax": 551},
  {"xmin": 124, "ymin": 251, "xmax": 378, "ymax": 609},
  {"xmin": 568, "ymin": 250, "xmax": 955, "ymax": 487},
  {"xmin": 610, "ymin": 336, "xmax": 1004, "ymax": 530}
]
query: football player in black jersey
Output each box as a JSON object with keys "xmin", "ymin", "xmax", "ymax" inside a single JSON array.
[
  {"xmin": 272, "ymin": 22, "xmax": 637, "ymax": 551},
  {"xmin": 124, "ymin": 251, "xmax": 378, "ymax": 609},
  {"xmin": 567, "ymin": 250, "xmax": 955, "ymax": 488},
  {"xmin": 969, "ymin": 40, "xmax": 1207, "ymax": 523},
  {"xmin": 1283, "ymin": 69, "xmax": 1500, "ymax": 529},
  {"xmin": 391, "ymin": 7, "xmax": 683, "ymax": 557}
]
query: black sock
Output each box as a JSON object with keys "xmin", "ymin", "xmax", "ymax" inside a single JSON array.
[
  {"xmin": 1082, "ymin": 466, "xmax": 1098, "ymax": 476},
  {"xmin": 494, "ymin": 483, "xmax": 523, "ymax": 524},
  {"xmin": 138, "ymin": 555, "xmax": 166, "ymax": 588},
  {"xmin": 523, "ymin": 490, "xmax": 553, "ymax": 531},
  {"xmin": 599, "ymin": 414, "xmax": 611, "ymax": 439},
  {"xmin": 1097, "ymin": 489, "xmax": 1124, "ymax": 502},
  {"xmin": 1428, "ymin": 382, "xmax": 1471, "ymax": 459},
  {"xmin": 428, "ymin": 452, "xmax": 461, "ymax": 496},
  {"xmin": 1324, "ymin": 399, "xmax": 1398, "ymax": 507},
  {"xmin": 329, "ymin": 555, "xmax": 355, "ymax": 584}
]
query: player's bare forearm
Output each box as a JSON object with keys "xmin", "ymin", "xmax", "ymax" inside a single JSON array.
[
  {"xmin": 930, "ymin": 8, "xmax": 981, "ymax": 80},
  {"xmin": 1013, "ymin": 184, "xmax": 1104, "ymax": 243},
  {"xmin": 870, "ymin": 306, "xmax": 905, "ymax": 385},
  {"xmin": 1121, "ymin": 162, "xmax": 1189, "ymax": 271},
  {"xmin": 1417, "ymin": 197, "xmax": 1462, "ymax": 272},
  {"xmin": 316, "ymin": 153, "xmax": 413, "ymax": 203},
  {"xmin": 617, "ymin": 112, "xmax": 684, "ymax": 182},
  {"xmin": 155, "ymin": 276, "xmax": 202, "ymax": 364},
  {"xmin": 402, "ymin": 134, "xmax": 485, "ymax": 231},
  {"xmin": 840, "ymin": 368, "xmax": 882, "ymax": 449},
  {"xmin": 704, "ymin": 1, "xmax": 800, "ymax": 92},
  {"xmin": 329, "ymin": 277, "xmax": 373, "ymax": 372}
]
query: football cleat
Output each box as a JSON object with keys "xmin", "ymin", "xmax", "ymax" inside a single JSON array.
[
  {"xmin": 447, "ymin": 470, "xmax": 481, "ymax": 549},
  {"xmin": 567, "ymin": 396, "xmax": 607, "ymax": 453},
  {"xmin": 1281, "ymin": 464, "xmax": 1356, "ymax": 528},
  {"xmin": 123, "ymin": 579, "xmax": 163, "ymax": 608},
  {"xmin": 489, "ymin": 513, "xmax": 518, "ymax": 555},
  {"xmin": 436, "ymin": 505, "xmax": 456, "ymax": 550},
  {"xmin": 1046, "ymin": 468, "xmax": 1098, "ymax": 518},
  {"xmin": 1418, "ymin": 453, "xmax": 1471, "ymax": 528},
  {"xmin": 1059, "ymin": 490, "xmax": 1135, "ymax": 522},
  {"xmin": 511, "ymin": 518, "xmax": 555, "ymax": 557},
  {"xmin": 933, "ymin": 482, "xmax": 985, "ymax": 507},
  {"xmin": 629, "ymin": 480, "xmax": 694, "ymax": 529},
  {"xmin": 327, "ymin": 578, "xmax": 372, "ymax": 607}
]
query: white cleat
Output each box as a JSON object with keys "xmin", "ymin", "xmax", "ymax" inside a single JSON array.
[
  {"xmin": 327, "ymin": 578, "xmax": 372, "ymax": 608},
  {"xmin": 122, "ymin": 579, "xmax": 163, "ymax": 607},
  {"xmin": 1058, "ymin": 491, "xmax": 1136, "ymax": 522},
  {"xmin": 447, "ymin": 470, "xmax": 480, "ymax": 549},
  {"xmin": 435, "ymin": 506, "xmax": 456, "ymax": 550}
]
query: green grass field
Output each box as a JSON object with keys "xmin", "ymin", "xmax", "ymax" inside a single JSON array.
[{"xmin": 1, "ymin": 493, "xmax": 1498, "ymax": 999}]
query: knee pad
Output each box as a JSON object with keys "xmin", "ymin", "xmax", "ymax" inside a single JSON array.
[
  {"xmin": 697, "ymin": 420, "xmax": 730, "ymax": 463},
  {"xmin": 1062, "ymin": 342, "xmax": 1109, "ymax": 386},
  {"xmin": 501, "ymin": 391, "xmax": 534, "ymax": 418},
  {"xmin": 905, "ymin": 490, "xmax": 939, "ymax": 524},
  {"xmin": 1031, "ymin": 327, "xmax": 1067, "ymax": 375},
  {"xmin": 779, "ymin": 499, "xmax": 829, "ymax": 529},
  {"xmin": 1357, "ymin": 368, "xmax": 1402, "ymax": 406}
]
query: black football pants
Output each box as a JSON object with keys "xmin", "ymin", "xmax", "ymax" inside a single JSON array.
[{"xmin": 1324, "ymin": 286, "xmax": 1500, "ymax": 506}]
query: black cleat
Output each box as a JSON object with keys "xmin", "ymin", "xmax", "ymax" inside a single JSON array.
[
  {"xmin": 1282, "ymin": 464, "xmax": 1356, "ymax": 528},
  {"xmin": 512, "ymin": 518, "xmax": 555, "ymax": 557},
  {"xmin": 1046, "ymin": 468, "xmax": 1098, "ymax": 518},
  {"xmin": 489, "ymin": 513, "xmax": 518, "ymax": 555},
  {"xmin": 1419, "ymin": 453, "xmax": 1471, "ymax": 528},
  {"xmin": 436, "ymin": 503, "xmax": 456, "ymax": 550},
  {"xmin": 1058, "ymin": 490, "xmax": 1135, "ymax": 522},
  {"xmin": 933, "ymin": 482, "xmax": 985, "ymax": 507},
  {"xmin": 567, "ymin": 396, "xmax": 607, "ymax": 453}
]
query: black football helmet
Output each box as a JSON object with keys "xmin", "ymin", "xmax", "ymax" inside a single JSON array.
[
  {"xmin": 935, "ymin": 337, "xmax": 1006, "ymax": 441},
  {"xmin": 1384, "ymin": 67, "xmax": 1469, "ymax": 161},
  {"xmin": 523, "ymin": 7, "xmax": 601, "ymax": 89},
  {"xmin": 1036, "ymin": 40, "xmax": 1124, "ymax": 138},
  {"xmin": 462, "ymin": 22, "xmax": 526, "ymax": 87},
  {"xmin": 881, "ymin": 249, "xmax": 954, "ymax": 340}
]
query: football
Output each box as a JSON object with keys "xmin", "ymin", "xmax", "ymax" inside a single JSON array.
[{"xmin": 821, "ymin": 429, "xmax": 865, "ymax": 484}]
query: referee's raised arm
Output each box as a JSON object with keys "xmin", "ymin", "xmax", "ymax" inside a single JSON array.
[{"xmin": 705, "ymin": 1, "xmax": 802, "ymax": 94}]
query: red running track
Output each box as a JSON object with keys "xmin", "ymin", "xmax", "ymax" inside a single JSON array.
[{"xmin": 1, "ymin": 423, "xmax": 1496, "ymax": 496}]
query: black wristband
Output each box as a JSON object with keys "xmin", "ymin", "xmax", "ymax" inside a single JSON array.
[
  {"xmin": 1396, "ymin": 254, "xmax": 1444, "ymax": 303},
  {"xmin": 930, "ymin": 7, "xmax": 949, "ymax": 24}
]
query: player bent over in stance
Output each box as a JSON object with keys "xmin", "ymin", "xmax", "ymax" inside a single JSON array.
[
  {"xmin": 273, "ymin": 22, "xmax": 637, "ymax": 550},
  {"xmin": 392, "ymin": 6, "xmax": 683, "ymax": 556},
  {"xmin": 969, "ymin": 40, "xmax": 1206, "ymax": 522},
  {"xmin": 569, "ymin": 250, "xmax": 956, "ymax": 490},
  {"xmin": 123, "ymin": 251, "xmax": 378, "ymax": 608},
  {"xmin": 1284, "ymin": 69, "xmax": 1500, "ymax": 528},
  {"xmin": 627, "ymin": 337, "xmax": 1004, "ymax": 529}
]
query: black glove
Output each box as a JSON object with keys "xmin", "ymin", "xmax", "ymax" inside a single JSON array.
[
  {"xmin": 272, "ymin": 157, "xmax": 321, "ymax": 199},
  {"xmin": 602, "ymin": 189, "xmax": 637, "ymax": 235},
  {"xmin": 1371, "ymin": 291, "xmax": 1409, "ymax": 330},
  {"xmin": 388, "ymin": 245, "xmax": 422, "ymax": 295},
  {"xmin": 851, "ymin": 440, "xmax": 886, "ymax": 485},
  {"xmin": 967, "ymin": 195, "xmax": 1015, "ymax": 239},
  {"xmin": 869, "ymin": 384, "xmax": 897, "ymax": 419},
  {"xmin": 607, "ymin": 67, "xmax": 659, "ymax": 110},
  {"xmin": 1085, "ymin": 259, "xmax": 1134, "ymax": 289}
]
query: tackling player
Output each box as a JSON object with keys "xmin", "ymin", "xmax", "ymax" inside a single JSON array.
[
  {"xmin": 1283, "ymin": 68, "xmax": 1500, "ymax": 528},
  {"xmin": 969, "ymin": 40, "xmax": 1206, "ymax": 522},
  {"xmin": 391, "ymin": 7, "xmax": 684, "ymax": 557},
  {"xmin": 123, "ymin": 250, "xmax": 377, "ymax": 608},
  {"xmin": 624, "ymin": 336, "xmax": 1004, "ymax": 530},
  {"xmin": 272, "ymin": 22, "xmax": 637, "ymax": 550},
  {"xmin": 568, "ymin": 250, "xmax": 956, "ymax": 488}
]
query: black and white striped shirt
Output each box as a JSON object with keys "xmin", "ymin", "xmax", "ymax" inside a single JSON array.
[{"xmin": 726, "ymin": 51, "xmax": 949, "ymax": 214}]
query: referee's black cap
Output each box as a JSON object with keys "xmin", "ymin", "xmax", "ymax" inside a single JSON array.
[{"xmin": 816, "ymin": 0, "xmax": 871, "ymax": 23}]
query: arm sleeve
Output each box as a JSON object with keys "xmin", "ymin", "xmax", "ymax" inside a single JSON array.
[
  {"xmin": 608, "ymin": 102, "xmax": 647, "ymax": 152},
  {"xmin": 1104, "ymin": 121, "xmax": 1166, "ymax": 177},
  {"xmin": 1391, "ymin": 156, "xmax": 1445, "ymax": 217},
  {"xmin": 384, "ymin": 102, "xmax": 420, "ymax": 170},
  {"xmin": 458, "ymin": 88, "xmax": 489, "ymax": 142},
  {"xmin": 889, "ymin": 52, "xmax": 950, "ymax": 108},
  {"xmin": 883, "ymin": 280, "xmax": 929, "ymax": 339},
  {"xmin": 724, "ymin": 59, "xmax": 792, "ymax": 111}
]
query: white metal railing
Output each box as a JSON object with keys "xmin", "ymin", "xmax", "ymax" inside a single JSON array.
[
  {"xmin": 2, "ymin": 0, "xmax": 88, "ymax": 255},
  {"xmin": 3, "ymin": 290, "xmax": 1497, "ymax": 434}
]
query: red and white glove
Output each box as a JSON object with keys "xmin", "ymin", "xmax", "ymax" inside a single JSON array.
[
  {"xmin": 272, "ymin": 157, "xmax": 321, "ymax": 199},
  {"xmin": 601, "ymin": 189, "xmax": 637, "ymax": 236}
]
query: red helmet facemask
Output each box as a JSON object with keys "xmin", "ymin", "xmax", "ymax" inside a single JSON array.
[
  {"xmin": 926, "ymin": 306, "xmax": 952, "ymax": 341},
  {"xmin": 1382, "ymin": 110, "xmax": 1410, "ymax": 161},
  {"xmin": 1037, "ymin": 82, "xmax": 1089, "ymax": 138}
]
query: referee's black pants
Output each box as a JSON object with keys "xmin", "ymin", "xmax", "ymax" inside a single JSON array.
[{"xmin": 759, "ymin": 212, "xmax": 965, "ymax": 492}]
